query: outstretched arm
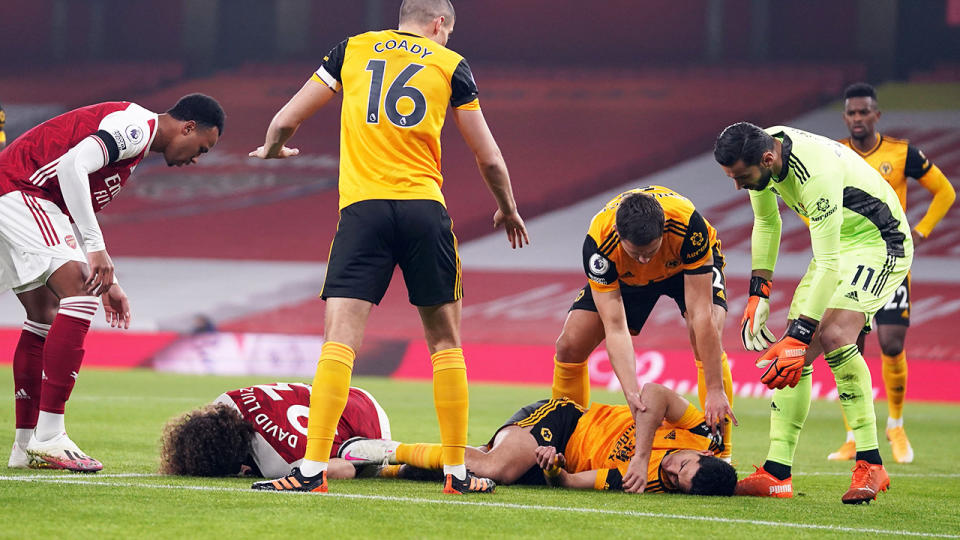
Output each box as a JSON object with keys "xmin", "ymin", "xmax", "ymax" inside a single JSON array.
[
  {"xmin": 451, "ymin": 107, "xmax": 528, "ymax": 248},
  {"xmin": 250, "ymin": 80, "xmax": 336, "ymax": 159}
]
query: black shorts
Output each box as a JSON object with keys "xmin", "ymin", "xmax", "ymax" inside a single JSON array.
[
  {"xmin": 570, "ymin": 251, "xmax": 727, "ymax": 333},
  {"xmin": 489, "ymin": 398, "xmax": 585, "ymax": 486},
  {"xmin": 874, "ymin": 274, "xmax": 910, "ymax": 327},
  {"xmin": 321, "ymin": 200, "xmax": 461, "ymax": 306}
]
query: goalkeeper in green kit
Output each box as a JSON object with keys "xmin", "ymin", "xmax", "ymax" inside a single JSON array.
[{"xmin": 714, "ymin": 122, "xmax": 913, "ymax": 504}]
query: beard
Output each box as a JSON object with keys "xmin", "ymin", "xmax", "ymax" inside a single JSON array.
[{"xmin": 747, "ymin": 168, "xmax": 773, "ymax": 191}]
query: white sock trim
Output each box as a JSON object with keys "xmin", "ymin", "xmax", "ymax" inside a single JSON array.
[
  {"xmin": 444, "ymin": 464, "xmax": 467, "ymax": 481},
  {"xmin": 887, "ymin": 417, "xmax": 904, "ymax": 430},
  {"xmin": 298, "ymin": 459, "xmax": 328, "ymax": 477},
  {"xmin": 845, "ymin": 430, "xmax": 855, "ymax": 442},
  {"xmin": 58, "ymin": 296, "xmax": 99, "ymax": 322},
  {"xmin": 23, "ymin": 320, "xmax": 51, "ymax": 338}
]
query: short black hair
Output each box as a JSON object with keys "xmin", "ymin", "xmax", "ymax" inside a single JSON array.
[
  {"xmin": 714, "ymin": 122, "xmax": 775, "ymax": 167},
  {"xmin": 615, "ymin": 193, "xmax": 664, "ymax": 246},
  {"xmin": 159, "ymin": 404, "xmax": 254, "ymax": 476},
  {"xmin": 167, "ymin": 93, "xmax": 225, "ymax": 135},
  {"xmin": 843, "ymin": 82, "xmax": 878, "ymax": 102},
  {"xmin": 689, "ymin": 455, "xmax": 737, "ymax": 496}
]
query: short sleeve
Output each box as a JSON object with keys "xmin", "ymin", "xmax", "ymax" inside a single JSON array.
[
  {"xmin": 312, "ymin": 38, "xmax": 348, "ymax": 91},
  {"xmin": 96, "ymin": 108, "xmax": 152, "ymax": 162},
  {"xmin": 679, "ymin": 210, "xmax": 712, "ymax": 269},
  {"xmin": 583, "ymin": 234, "xmax": 619, "ymax": 291},
  {"xmin": 450, "ymin": 59, "xmax": 479, "ymax": 110},
  {"xmin": 905, "ymin": 144, "xmax": 933, "ymax": 179}
]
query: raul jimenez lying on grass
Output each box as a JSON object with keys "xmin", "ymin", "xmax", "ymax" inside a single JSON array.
[
  {"xmin": 340, "ymin": 383, "xmax": 737, "ymax": 495},
  {"xmin": 159, "ymin": 383, "xmax": 390, "ymax": 480}
]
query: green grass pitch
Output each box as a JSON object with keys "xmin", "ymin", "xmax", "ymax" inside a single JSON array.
[{"xmin": 1, "ymin": 369, "xmax": 958, "ymax": 539}]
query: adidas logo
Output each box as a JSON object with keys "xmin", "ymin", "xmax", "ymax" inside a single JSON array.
[
  {"xmin": 620, "ymin": 271, "xmax": 634, "ymax": 278},
  {"xmin": 770, "ymin": 401, "xmax": 780, "ymax": 411},
  {"xmin": 664, "ymin": 430, "xmax": 676, "ymax": 440},
  {"xmin": 14, "ymin": 388, "xmax": 30, "ymax": 400},
  {"xmin": 845, "ymin": 291, "xmax": 859, "ymax": 301},
  {"xmin": 770, "ymin": 484, "xmax": 792, "ymax": 494},
  {"xmin": 70, "ymin": 371, "xmax": 79, "ymax": 380}
]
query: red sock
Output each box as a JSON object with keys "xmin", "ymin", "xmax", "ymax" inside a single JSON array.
[
  {"xmin": 14, "ymin": 321, "xmax": 49, "ymax": 429},
  {"xmin": 39, "ymin": 296, "xmax": 97, "ymax": 415}
]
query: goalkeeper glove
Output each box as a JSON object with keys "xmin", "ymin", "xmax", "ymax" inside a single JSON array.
[
  {"xmin": 757, "ymin": 318, "xmax": 816, "ymax": 389},
  {"xmin": 741, "ymin": 276, "xmax": 776, "ymax": 351}
]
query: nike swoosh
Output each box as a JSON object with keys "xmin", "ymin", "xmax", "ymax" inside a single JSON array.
[{"xmin": 341, "ymin": 451, "xmax": 368, "ymax": 462}]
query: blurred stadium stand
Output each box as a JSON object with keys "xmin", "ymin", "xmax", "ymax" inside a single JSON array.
[{"xmin": 1, "ymin": 1, "xmax": 958, "ymax": 399}]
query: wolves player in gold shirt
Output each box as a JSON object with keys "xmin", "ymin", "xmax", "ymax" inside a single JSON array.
[
  {"xmin": 249, "ymin": 0, "xmax": 528, "ymax": 494},
  {"xmin": 551, "ymin": 187, "xmax": 737, "ymax": 476},
  {"xmin": 340, "ymin": 382, "xmax": 736, "ymax": 495},
  {"xmin": 829, "ymin": 83, "xmax": 956, "ymax": 464}
]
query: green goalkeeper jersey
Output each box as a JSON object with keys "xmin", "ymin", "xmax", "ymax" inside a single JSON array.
[{"xmin": 749, "ymin": 126, "xmax": 913, "ymax": 322}]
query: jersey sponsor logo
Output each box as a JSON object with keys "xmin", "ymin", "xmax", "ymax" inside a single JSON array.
[
  {"xmin": 588, "ymin": 253, "xmax": 610, "ymax": 277},
  {"xmin": 689, "ymin": 232, "xmax": 704, "ymax": 247},
  {"xmin": 111, "ymin": 130, "xmax": 127, "ymax": 151},
  {"xmin": 125, "ymin": 124, "xmax": 143, "ymax": 145},
  {"xmin": 372, "ymin": 38, "xmax": 433, "ymax": 59},
  {"xmin": 93, "ymin": 174, "xmax": 123, "ymax": 208},
  {"xmin": 65, "ymin": 235, "xmax": 77, "ymax": 249}
]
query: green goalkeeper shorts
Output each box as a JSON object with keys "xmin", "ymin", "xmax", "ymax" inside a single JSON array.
[{"xmin": 788, "ymin": 248, "xmax": 912, "ymax": 328}]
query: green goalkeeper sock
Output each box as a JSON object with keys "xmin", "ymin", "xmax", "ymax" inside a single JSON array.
[
  {"xmin": 765, "ymin": 365, "xmax": 814, "ymax": 469},
  {"xmin": 826, "ymin": 344, "xmax": 880, "ymax": 454}
]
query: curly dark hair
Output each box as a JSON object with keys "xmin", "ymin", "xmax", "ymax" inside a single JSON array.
[
  {"xmin": 689, "ymin": 455, "xmax": 737, "ymax": 496},
  {"xmin": 159, "ymin": 404, "xmax": 255, "ymax": 476}
]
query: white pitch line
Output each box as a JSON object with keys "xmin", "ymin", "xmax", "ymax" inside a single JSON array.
[
  {"xmin": 1, "ymin": 475, "xmax": 957, "ymax": 539},
  {"xmin": 790, "ymin": 472, "xmax": 960, "ymax": 478}
]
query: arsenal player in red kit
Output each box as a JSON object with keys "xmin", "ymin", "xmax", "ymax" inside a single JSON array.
[
  {"xmin": 2, "ymin": 94, "xmax": 225, "ymax": 472},
  {"xmin": 159, "ymin": 383, "xmax": 391, "ymax": 479}
]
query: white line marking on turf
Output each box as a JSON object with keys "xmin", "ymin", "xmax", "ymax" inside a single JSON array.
[
  {"xmin": 742, "ymin": 472, "xmax": 960, "ymax": 478},
  {"xmin": 1, "ymin": 476, "xmax": 957, "ymax": 539}
]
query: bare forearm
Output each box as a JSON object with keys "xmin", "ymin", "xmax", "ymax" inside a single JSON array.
[{"xmin": 477, "ymin": 157, "xmax": 518, "ymax": 214}]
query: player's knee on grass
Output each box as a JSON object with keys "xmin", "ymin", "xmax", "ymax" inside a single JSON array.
[
  {"xmin": 689, "ymin": 456, "xmax": 737, "ymax": 496},
  {"xmin": 159, "ymin": 404, "xmax": 255, "ymax": 476}
]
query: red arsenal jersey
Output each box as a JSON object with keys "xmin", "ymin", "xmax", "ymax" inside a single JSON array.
[
  {"xmin": 0, "ymin": 101, "xmax": 157, "ymax": 217},
  {"xmin": 216, "ymin": 383, "xmax": 390, "ymax": 478}
]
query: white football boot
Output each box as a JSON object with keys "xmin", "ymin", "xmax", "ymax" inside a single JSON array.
[
  {"xmin": 26, "ymin": 432, "xmax": 102, "ymax": 472},
  {"xmin": 8, "ymin": 442, "xmax": 29, "ymax": 469},
  {"xmin": 338, "ymin": 437, "xmax": 400, "ymax": 466}
]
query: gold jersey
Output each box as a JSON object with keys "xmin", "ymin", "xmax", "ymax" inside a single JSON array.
[
  {"xmin": 583, "ymin": 186, "xmax": 719, "ymax": 292},
  {"xmin": 839, "ymin": 134, "xmax": 931, "ymax": 211},
  {"xmin": 311, "ymin": 30, "xmax": 481, "ymax": 210},
  {"xmin": 563, "ymin": 403, "xmax": 717, "ymax": 492}
]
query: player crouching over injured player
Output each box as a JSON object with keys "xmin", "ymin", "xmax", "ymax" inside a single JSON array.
[
  {"xmin": 159, "ymin": 383, "xmax": 390, "ymax": 482},
  {"xmin": 339, "ymin": 383, "xmax": 736, "ymax": 495}
]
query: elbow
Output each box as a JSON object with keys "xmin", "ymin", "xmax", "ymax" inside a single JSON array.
[{"xmin": 476, "ymin": 150, "xmax": 504, "ymax": 172}]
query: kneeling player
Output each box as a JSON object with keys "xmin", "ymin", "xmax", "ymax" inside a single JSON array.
[
  {"xmin": 340, "ymin": 383, "xmax": 736, "ymax": 496},
  {"xmin": 159, "ymin": 383, "xmax": 390, "ymax": 485}
]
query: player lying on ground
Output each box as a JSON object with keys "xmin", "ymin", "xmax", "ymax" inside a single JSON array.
[
  {"xmin": 159, "ymin": 383, "xmax": 390, "ymax": 480},
  {"xmin": 4, "ymin": 94, "xmax": 224, "ymax": 472},
  {"xmin": 339, "ymin": 383, "xmax": 736, "ymax": 495}
]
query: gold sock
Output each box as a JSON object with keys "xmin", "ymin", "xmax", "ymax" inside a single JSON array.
[
  {"xmin": 882, "ymin": 351, "xmax": 907, "ymax": 420},
  {"xmin": 431, "ymin": 348, "xmax": 468, "ymax": 467},
  {"xmin": 396, "ymin": 443, "xmax": 444, "ymax": 469},
  {"xmin": 304, "ymin": 341, "xmax": 355, "ymax": 462},
  {"xmin": 551, "ymin": 356, "xmax": 590, "ymax": 407},
  {"xmin": 696, "ymin": 353, "xmax": 734, "ymax": 456}
]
